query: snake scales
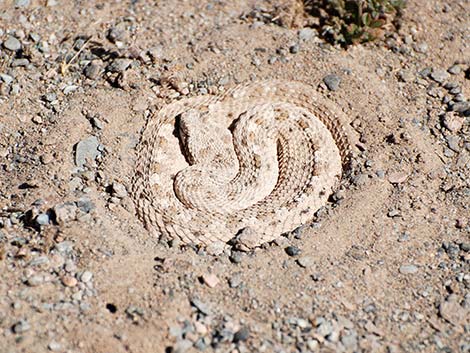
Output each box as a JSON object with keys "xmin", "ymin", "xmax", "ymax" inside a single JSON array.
[{"xmin": 132, "ymin": 80, "xmax": 351, "ymax": 247}]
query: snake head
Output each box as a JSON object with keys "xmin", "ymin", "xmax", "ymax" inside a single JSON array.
[{"xmin": 178, "ymin": 110, "xmax": 202, "ymax": 144}]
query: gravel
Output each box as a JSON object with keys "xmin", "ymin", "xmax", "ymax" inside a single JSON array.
[
  {"xmin": 36, "ymin": 213, "xmax": 50, "ymax": 225},
  {"xmin": 13, "ymin": 320, "xmax": 31, "ymax": 333},
  {"xmin": 233, "ymin": 327, "xmax": 249, "ymax": 343},
  {"xmin": 75, "ymin": 136, "xmax": 100, "ymax": 167},
  {"xmin": 399, "ymin": 264, "xmax": 418, "ymax": 274},
  {"xmin": 80, "ymin": 271, "xmax": 93, "ymax": 283},
  {"xmin": 3, "ymin": 36, "xmax": 22, "ymax": 51},
  {"xmin": 285, "ymin": 245, "xmax": 301, "ymax": 257},
  {"xmin": 106, "ymin": 58, "xmax": 133, "ymax": 73},
  {"xmin": 448, "ymin": 64, "xmax": 461, "ymax": 75},
  {"xmin": 297, "ymin": 256, "xmax": 314, "ymax": 268},
  {"xmin": 430, "ymin": 69, "xmax": 450, "ymax": 84},
  {"xmin": 323, "ymin": 74, "xmax": 341, "ymax": 91}
]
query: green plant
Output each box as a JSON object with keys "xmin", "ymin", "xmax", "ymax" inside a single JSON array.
[{"xmin": 303, "ymin": 0, "xmax": 406, "ymax": 45}]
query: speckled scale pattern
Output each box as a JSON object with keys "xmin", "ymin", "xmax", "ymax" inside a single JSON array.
[{"xmin": 131, "ymin": 80, "xmax": 351, "ymax": 246}]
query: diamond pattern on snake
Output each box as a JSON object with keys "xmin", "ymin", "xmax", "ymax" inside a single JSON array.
[{"xmin": 132, "ymin": 80, "xmax": 351, "ymax": 247}]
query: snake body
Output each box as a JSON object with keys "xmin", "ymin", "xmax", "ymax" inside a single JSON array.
[{"xmin": 132, "ymin": 80, "xmax": 350, "ymax": 246}]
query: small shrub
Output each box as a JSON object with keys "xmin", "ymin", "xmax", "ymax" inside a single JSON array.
[{"xmin": 302, "ymin": 0, "xmax": 406, "ymax": 45}]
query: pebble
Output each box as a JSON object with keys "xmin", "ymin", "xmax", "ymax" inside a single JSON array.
[
  {"xmin": 233, "ymin": 327, "xmax": 249, "ymax": 343},
  {"xmin": 13, "ymin": 320, "xmax": 31, "ymax": 333},
  {"xmin": 3, "ymin": 35, "xmax": 22, "ymax": 51},
  {"xmin": 48, "ymin": 341, "xmax": 62, "ymax": 352},
  {"xmin": 76, "ymin": 198, "xmax": 95, "ymax": 213},
  {"xmin": 54, "ymin": 241, "xmax": 74, "ymax": 253},
  {"xmin": 173, "ymin": 339, "xmax": 192, "ymax": 353},
  {"xmin": 448, "ymin": 64, "xmax": 461, "ymax": 75},
  {"xmin": 323, "ymin": 74, "xmax": 341, "ymax": 91},
  {"xmin": 439, "ymin": 295, "xmax": 467, "ymax": 326},
  {"xmin": 446, "ymin": 135, "xmax": 460, "ymax": 152},
  {"xmin": 285, "ymin": 246, "xmax": 301, "ymax": 257},
  {"xmin": 11, "ymin": 58, "xmax": 29, "ymax": 67},
  {"xmin": 53, "ymin": 203, "xmax": 77, "ymax": 224},
  {"xmin": 14, "ymin": 0, "xmax": 30, "ymax": 7},
  {"xmin": 205, "ymin": 241, "xmax": 226, "ymax": 256},
  {"xmin": 75, "ymin": 136, "xmax": 100, "ymax": 167},
  {"xmin": 0, "ymin": 73, "xmax": 14, "ymax": 84},
  {"xmin": 298, "ymin": 28, "xmax": 315, "ymax": 41},
  {"xmin": 399, "ymin": 264, "xmax": 418, "ymax": 274},
  {"xmin": 297, "ymin": 256, "xmax": 314, "ymax": 268},
  {"xmin": 111, "ymin": 182, "xmax": 128, "ymax": 198},
  {"xmin": 80, "ymin": 271, "xmax": 93, "ymax": 283},
  {"xmin": 442, "ymin": 113, "xmax": 465, "ymax": 132},
  {"xmin": 27, "ymin": 275, "xmax": 45, "ymax": 286},
  {"xmin": 83, "ymin": 61, "xmax": 102, "ymax": 80},
  {"xmin": 289, "ymin": 44, "xmax": 299, "ymax": 54},
  {"xmin": 36, "ymin": 213, "xmax": 50, "ymax": 225},
  {"xmin": 202, "ymin": 273, "xmax": 219, "ymax": 288},
  {"xmin": 430, "ymin": 69, "xmax": 450, "ymax": 84},
  {"xmin": 107, "ymin": 58, "xmax": 133, "ymax": 73},
  {"xmin": 62, "ymin": 275, "xmax": 78, "ymax": 287},
  {"xmin": 190, "ymin": 298, "xmax": 211, "ymax": 315},
  {"xmin": 228, "ymin": 274, "xmax": 242, "ymax": 288}
]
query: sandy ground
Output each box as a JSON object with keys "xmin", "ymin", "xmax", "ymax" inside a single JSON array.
[{"xmin": 0, "ymin": 0, "xmax": 469, "ymax": 352}]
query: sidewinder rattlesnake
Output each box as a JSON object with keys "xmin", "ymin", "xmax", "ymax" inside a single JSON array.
[{"xmin": 132, "ymin": 80, "xmax": 351, "ymax": 247}]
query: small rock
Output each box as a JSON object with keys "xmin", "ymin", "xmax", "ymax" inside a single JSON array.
[
  {"xmin": 446, "ymin": 135, "xmax": 461, "ymax": 152},
  {"xmin": 449, "ymin": 101, "xmax": 470, "ymax": 115},
  {"xmin": 14, "ymin": 0, "xmax": 30, "ymax": 7},
  {"xmin": 3, "ymin": 36, "xmax": 22, "ymax": 51},
  {"xmin": 229, "ymin": 274, "xmax": 242, "ymax": 288},
  {"xmin": 62, "ymin": 275, "xmax": 78, "ymax": 287},
  {"xmin": 306, "ymin": 339, "xmax": 319, "ymax": 350},
  {"xmin": 27, "ymin": 275, "xmax": 45, "ymax": 286},
  {"xmin": 173, "ymin": 339, "xmax": 192, "ymax": 353},
  {"xmin": 190, "ymin": 298, "xmax": 211, "ymax": 315},
  {"xmin": 53, "ymin": 203, "xmax": 77, "ymax": 224},
  {"xmin": 106, "ymin": 58, "xmax": 132, "ymax": 73},
  {"xmin": 448, "ymin": 64, "xmax": 461, "ymax": 75},
  {"xmin": 439, "ymin": 295, "xmax": 467, "ymax": 326},
  {"xmin": 111, "ymin": 182, "xmax": 128, "ymax": 198},
  {"xmin": 13, "ymin": 320, "xmax": 30, "ymax": 333},
  {"xmin": 12, "ymin": 58, "xmax": 29, "ymax": 67},
  {"xmin": 54, "ymin": 241, "xmax": 74, "ymax": 253},
  {"xmin": 289, "ymin": 44, "xmax": 299, "ymax": 54},
  {"xmin": 285, "ymin": 246, "xmax": 301, "ymax": 257},
  {"xmin": 297, "ymin": 256, "xmax": 314, "ymax": 268},
  {"xmin": 323, "ymin": 74, "xmax": 341, "ymax": 91},
  {"xmin": 83, "ymin": 60, "xmax": 102, "ymax": 80},
  {"xmin": 430, "ymin": 69, "xmax": 450, "ymax": 84},
  {"xmin": 80, "ymin": 271, "xmax": 93, "ymax": 283},
  {"xmin": 399, "ymin": 264, "xmax": 418, "ymax": 274},
  {"xmin": 205, "ymin": 241, "xmax": 226, "ymax": 256},
  {"xmin": 298, "ymin": 28, "xmax": 315, "ymax": 41},
  {"xmin": 442, "ymin": 113, "xmax": 465, "ymax": 132},
  {"xmin": 63, "ymin": 85, "xmax": 78, "ymax": 95},
  {"xmin": 36, "ymin": 213, "xmax": 50, "ymax": 225},
  {"xmin": 229, "ymin": 251, "xmax": 244, "ymax": 264},
  {"xmin": 76, "ymin": 198, "xmax": 95, "ymax": 213},
  {"xmin": 0, "ymin": 73, "xmax": 14, "ymax": 84},
  {"xmin": 202, "ymin": 273, "xmax": 219, "ymax": 288},
  {"xmin": 341, "ymin": 334, "xmax": 358, "ymax": 351},
  {"xmin": 75, "ymin": 136, "xmax": 100, "ymax": 167},
  {"xmin": 388, "ymin": 171, "xmax": 409, "ymax": 184},
  {"xmin": 48, "ymin": 341, "xmax": 62, "ymax": 352},
  {"xmin": 233, "ymin": 327, "xmax": 249, "ymax": 343}
]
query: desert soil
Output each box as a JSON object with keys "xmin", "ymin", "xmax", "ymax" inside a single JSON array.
[{"xmin": 0, "ymin": 0, "xmax": 469, "ymax": 352}]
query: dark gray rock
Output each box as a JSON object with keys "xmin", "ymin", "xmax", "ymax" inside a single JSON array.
[{"xmin": 323, "ymin": 74, "xmax": 341, "ymax": 91}]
